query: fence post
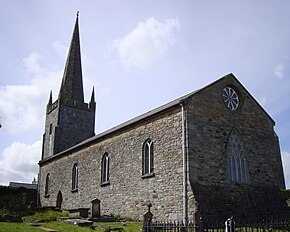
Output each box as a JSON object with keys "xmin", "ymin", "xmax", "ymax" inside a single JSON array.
[
  {"xmin": 199, "ymin": 217, "xmax": 204, "ymax": 232},
  {"xmin": 225, "ymin": 216, "xmax": 235, "ymax": 232}
]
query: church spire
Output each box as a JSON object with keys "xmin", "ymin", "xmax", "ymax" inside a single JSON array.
[
  {"xmin": 59, "ymin": 12, "xmax": 84, "ymax": 103},
  {"xmin": 89, "ymin": 87, "xmax": 96, "ymax": 109},
  {"xmin": 90, "ymin": 87, "xmax": 95, "ymax": 103},
  {"xmin": 42, "ymin": 13, "xmax": 96, "ymax": 159},
  {"xmin": 48, "ymin": 90, "xmax": 52, "ymax": 105}
]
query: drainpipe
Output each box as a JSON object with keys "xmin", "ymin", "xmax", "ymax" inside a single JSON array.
[{"xmin": 180, "ymin": 100, "xmax": 188, "ymax": 224}]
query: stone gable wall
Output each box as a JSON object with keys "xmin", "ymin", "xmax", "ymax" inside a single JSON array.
[
  {"xmin": 39, "ymin": 107, "xmax": 184, "ymax": 221},
  {"xmin": 185, "ymin": 75, "xmax": 286, "ymax": 219}
]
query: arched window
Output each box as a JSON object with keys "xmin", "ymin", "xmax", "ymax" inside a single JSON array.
[
  {"xmin": 72, "ymin": 163, "xmax": 78, "ymax": 190},
  {"xmin": 56, "ymin": 191, "xmax": 63, "ymax": 209},
  {"xmin": 143, "ymin": 139, "xmax": 154, "ymax": 175},
  {"xmin": 226, "ymin": 129, "xmax": 248, "ymax": 183},
  {"xmin": 101, "ymin": 153, "xmax": 109, "ymax": 184},
  {"xmin": 45, "ymin": 173, "xmax": 50, "ymax": 196}
]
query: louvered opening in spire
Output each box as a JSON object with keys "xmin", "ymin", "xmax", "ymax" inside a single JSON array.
[{"xmin": 59, "ymin": 13, "xmax": 84, "ymax": 103}]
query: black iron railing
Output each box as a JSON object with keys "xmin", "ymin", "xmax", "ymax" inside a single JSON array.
[{"xmin": 143, "ymin": 217, "xmax": 290, "ymax": 232}]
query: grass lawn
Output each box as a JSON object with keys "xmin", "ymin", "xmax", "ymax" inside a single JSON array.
[
  {"xmin": 0, "ymin": 221, "xmax": 142, "ymax": 232},
  {"xmin": 0, "ymin": 222, "xmax": 44, "ymax": 232}
]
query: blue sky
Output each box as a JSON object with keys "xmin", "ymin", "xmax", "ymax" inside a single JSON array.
[{"xmin": 0, "ymin": 0, "xmax": 289, "ymax": 187}]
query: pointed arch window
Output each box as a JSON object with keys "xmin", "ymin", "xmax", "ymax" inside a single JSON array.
[
  {"xmin": 45, "ymin": 173, "xmax": 50, "ymax": 197},
  {"xmin": 226, "ymin": 129, "xmax": 248, "ymax": 183},
  {"xmin": 142, "ymin": 139, "xmax": 154, "ymax": 176},
  {"xmin": 101, "ymin": 153, "xmax": 110, "ymax": 185},
  {"xmin": 72, "ymin": 163, "xmax": 78, "ymax": 191}
]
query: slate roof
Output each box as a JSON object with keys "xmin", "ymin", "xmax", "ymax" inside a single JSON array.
[
  {"xmin": 9, "ymin": 182, "xmax": 38, "ymax": 190},
  {"xmin": 39, "ymin": 73, "xmax": 275, "ymax": 164}
]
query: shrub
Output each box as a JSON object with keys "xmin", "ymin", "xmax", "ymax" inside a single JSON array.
[
  {"xmin": 0, "ymin": 208, "xmax": 10, "ymax": 216},
  {"xmin": 23, "ymin": 210, "xmax": 69, "ymax": 222}
]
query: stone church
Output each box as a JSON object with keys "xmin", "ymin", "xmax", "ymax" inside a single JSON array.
[{"xmin": 38, "ymin": 16, "xmax": 288, "ymax": 222}]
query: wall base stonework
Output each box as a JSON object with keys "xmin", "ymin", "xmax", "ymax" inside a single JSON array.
[{"xmin": 191, "ymin": 183, "xmax": 289, "ymax": 221}]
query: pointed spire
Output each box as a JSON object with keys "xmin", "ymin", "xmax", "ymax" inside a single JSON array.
[
  {"xmin": 90, "ymin": 87, "xmax": 95, "ymax": 103},
  {"xmin": 59, "ymin": 12, "xmax": 84, "ymax": 103},
  {"xmin": 89, "ymin": 87, "xmax": 96, "ymax": 109},
  {"xmin": 48, "ymin": 90, "xmax": 52, "ymax": 105}
]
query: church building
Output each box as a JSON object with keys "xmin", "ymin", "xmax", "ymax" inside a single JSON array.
[{"xmin": 38, "ymin": 16, "xmax": 288, "ymax": 222}]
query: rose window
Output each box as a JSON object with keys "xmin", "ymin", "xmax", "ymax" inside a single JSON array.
[{"xmin": 222, "ymin": 87, "xmax": 239, "ymax": 110}]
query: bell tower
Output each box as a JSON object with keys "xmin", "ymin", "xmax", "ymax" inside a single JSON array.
[{"xmin": 41, "ymin": 13, "xmax": 96, "ymax": 160}]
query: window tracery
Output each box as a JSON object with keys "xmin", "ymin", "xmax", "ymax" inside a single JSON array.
[
  {"xmin": 222, "ymin": 86, "xmax": 239, "ymax": 110},
  {"xmin": 226, "ymin": 129, "xmax": 247, "ymax": 183}
]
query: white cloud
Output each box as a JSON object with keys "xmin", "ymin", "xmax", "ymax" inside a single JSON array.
[
  {"xmin": 273, "ymin": 64, "xmax": 285, "ymax": 79},
  {"xmin": 0, "ymin": 141, "xmax": 41, "ymax": 186},
  {"xmin": 0, "ymin": 47, "xmax": 97, "ymax": 185},
  {"xmin": 112, "ymin": 17, "xmax": 180, "ymax": 71},
  {"xmin": 0, "ymin": 52, "xmax": 61, "ymax": 133},
  {"xmin": 23, "ymin": 53, "xmax": 45, "ymax": 75},
  {"xmin": 281, "ymin": 150, "xmax": 290, "ymax": 189},
  {"xmin": 52, "ymin": 41, "xmax": 68, "ymax": 60}
]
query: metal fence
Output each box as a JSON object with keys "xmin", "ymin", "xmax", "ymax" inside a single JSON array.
[
  {"xmin": 143, "ymin": 217, "xmax": 290, "ymax": 232},
  {"xmin": 143, "ymin": 220, "xmax": 198, "ymax": 232}
]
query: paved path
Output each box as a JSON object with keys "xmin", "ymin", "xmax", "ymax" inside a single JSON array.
[{"xmin": 39, "ymin": 226, "xmax": 58, "ymax": 232}]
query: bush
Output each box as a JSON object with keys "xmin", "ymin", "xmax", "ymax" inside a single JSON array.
[
  {"xmin": 0, "ymin": 208, "xmax": 23, "ymax": 222},
  {"xmin": 0, "ymin": 208, "xmax": 10, "ymax": 216},
  {"xmin": 23, "ymin": 210, "xmax": 69, "ymax": 222}
]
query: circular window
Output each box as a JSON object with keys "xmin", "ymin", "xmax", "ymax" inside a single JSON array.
[{"xmin": 222, "ymin": 87, "xmax": 239, "ymax": 110}]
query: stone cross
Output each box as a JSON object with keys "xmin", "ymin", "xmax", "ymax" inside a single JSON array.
[{"xmin": 148, "ymin": 203, "xmax": 152, "ymax": 212}]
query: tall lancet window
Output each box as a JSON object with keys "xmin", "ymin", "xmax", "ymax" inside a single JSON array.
[
  {"xmin": 45, "ymin": 173, "xmax": 51, "ymax": 197},
  {"xmin": 72, "ymin": 163, "xmax": 78, "ymax": 191},
  {"xmin": 101, "ymin": 153, "xmax": 110, "ymax": 184},
  {"xmin": 226, "ymin": 129, "xmax": 248, "ymax": 183},
  {"xmin": 142, "ymin": 139, "xmax": 154, "ymax": 175}
]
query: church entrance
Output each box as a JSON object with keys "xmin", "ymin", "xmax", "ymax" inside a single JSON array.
[
  {"xmin": 56, "ymin": 191, "xmax": 63, "ymax": 209},
  {"xmin": 91, "ymin": 198, "xmax": 101, "ymax": 218}
]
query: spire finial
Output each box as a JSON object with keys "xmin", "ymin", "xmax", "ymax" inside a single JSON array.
[
  {"xmin": 89, "ymin": 87, "xmax": 96, "ymax": 109},
  {"xmin": 90, "ymin": 86, "xmax": 95, "ymax": 102},
  {"xmin": 77, "ymin": 11, "xmax": 79, "ymax": 17},
  {"xmin": 48, "ymin": 90, "xmax": 52, "ymax": 105}
]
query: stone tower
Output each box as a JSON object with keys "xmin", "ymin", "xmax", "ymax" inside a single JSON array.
[{"xmin": 41, "ymin": 14, "xmax": 96, "ymax": 160}]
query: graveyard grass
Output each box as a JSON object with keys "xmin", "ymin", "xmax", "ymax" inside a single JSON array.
[{"xmin": 0, "ymin": 221, "xmax": 142, "ymax": 232}]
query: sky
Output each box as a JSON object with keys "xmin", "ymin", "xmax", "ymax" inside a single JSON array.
[{"xmin": 0, "ymin": 0, "xmax": 289, "ymax": 188}]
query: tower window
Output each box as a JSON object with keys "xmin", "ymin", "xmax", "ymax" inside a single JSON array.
[
  {"xmin": 101, "ymin": 153, "xmax": 110, "ymax": 185},
  {"xmin": 49, "ymin": 123, "xmax": 53, "ymax": 135},
  {"xmin": 142, "ymin": 139, "xmax": 154, "ymax": 176},
  {"xmin": 45, "ymin": 173, "xmax": 50, "ymax": 197},
  {"xmin": 72, "ymin": 163, "xmax": 78, "ymax": 191}
]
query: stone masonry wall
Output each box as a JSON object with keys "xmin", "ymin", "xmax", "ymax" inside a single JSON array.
[
  {"xmin": 55, "ymin": 104, "xmax": 95, "ymax": 154},
  {"xmin": 42, "ymin": 102, "xmax": 59, "ymax": 160},
  {"xmin": 39, "ymin": 107, "xmax": 184, "ymax": 221},
  {"xmin": 185, "ymin": 75, "xmax": 286, "ymax": 220},
  {"xmin": 42, "ymin": 101, "xmax": 95, "ymax": 160},
  {"xmin": 40, "ymin": 74, "xmax": 287, "ymax": 221}
]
